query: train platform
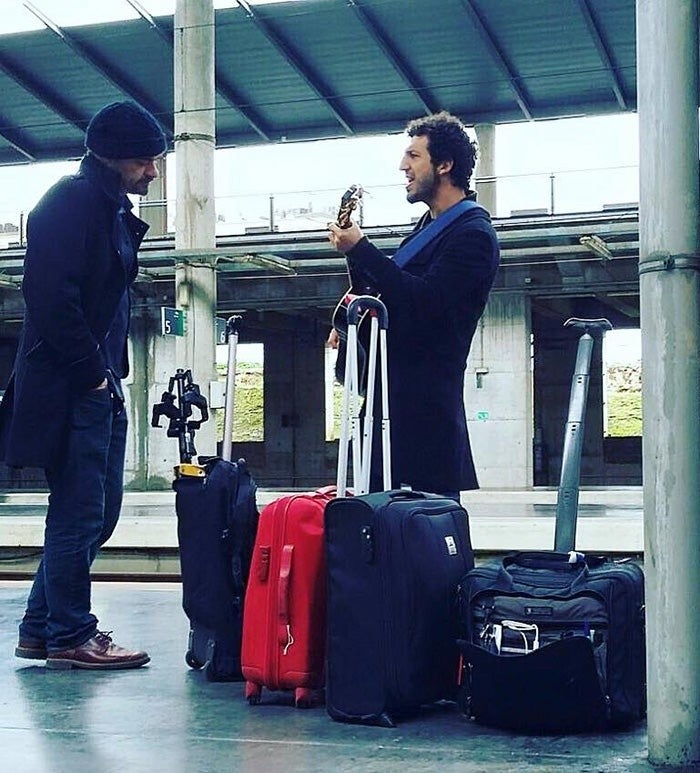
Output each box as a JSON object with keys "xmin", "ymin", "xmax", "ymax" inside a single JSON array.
[
  {"xmin": 0, "ymin": 486, "xmax": 644, "ymax": 551},
  {"xmin": 2, "ymin": 579, "xmax": 653, "ymax": 773},
  {"xmin": 0, "ymin": 486, "xmax": 655, "ymax": 772}
]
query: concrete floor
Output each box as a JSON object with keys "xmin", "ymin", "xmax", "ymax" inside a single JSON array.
[{"xmin": 1, "ymin": 580, "xmax": 655, "ymax": 773}]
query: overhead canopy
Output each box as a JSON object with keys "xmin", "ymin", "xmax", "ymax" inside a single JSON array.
[{"xmin": 0, "ymin": 0, "xmax": 636, "ymax": 165}]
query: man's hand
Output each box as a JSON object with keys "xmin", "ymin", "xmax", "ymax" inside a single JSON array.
[
  {"xmin": 327, "ymin": 328, "xmax": 340, "ymax": 349},
  {"xmin": 328, "ymin": 220, "xmax": 364, "ymax": 253}
]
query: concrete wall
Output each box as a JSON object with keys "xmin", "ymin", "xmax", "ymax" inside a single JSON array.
[
  {"xmin": 219, "ymin": 314, "xmax": 331, "ymax": 489},
  {"xmin": 465, "ymin": 293, "xmax": 532, "ymax": 488},
  {"xmin": 0, "ymin": 291, "xmax": 643, "ymax": 491}
]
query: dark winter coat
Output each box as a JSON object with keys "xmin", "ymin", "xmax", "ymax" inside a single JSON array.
[
  {"xmin": 346, "ymin": 204, "xmax": 500, "ymax": 493},
  {"xmin": 0, "ymin": 154, "xmax": 148, "ymax": 468}
]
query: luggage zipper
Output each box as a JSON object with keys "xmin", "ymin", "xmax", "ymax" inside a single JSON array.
[
  {"xmin": 380, "ymin": 510, "xmax": 402, "ymax": 708},
  {"xmin": 587, "ymin": 563, "xmax": 645, "ymax": 721},
  {"xmin": 268, "ymin": 496, "xmax": 293, "ymax": 688}
]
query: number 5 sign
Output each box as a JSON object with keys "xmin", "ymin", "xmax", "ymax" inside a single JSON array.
[{"xmin": 161, "ymin": 307, "xmax": 187, "ymax": 337}]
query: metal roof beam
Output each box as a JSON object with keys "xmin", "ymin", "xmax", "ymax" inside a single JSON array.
[
  {"xmin": 458, "ymin": 0, "xmax": 533, "ymax": 121},
  {"xmin": 0, "ymin": 120, "xmax": 36, "ymax": 162},
  {"xmin": 213, "ymin": 79, "xmax": 273, "ymax": 142},
  {"xmin": 128, "ymin": 0, "xmax": 271, "ymax": 140},
  {"xmin": 0, "ymin": 53, "xmax": 86, "ymax": 135},
  {"xmin": 237, "ymin": 0, "xmax": 354, "ymax": 135},
  {"xmin": 346, "ymin": 0, "xmax": 437, "ymax": 116},
  {"xmin": 575, "ymin": 0, "xmax": 628, "ymax": 110},
  {"xmin": 594, "ymin": 292, "xmax": 639, "ymax": 319},
  {"xmin": 22, "ymin": 1, "xmax": 173, "ymax": 136},
  {"xmin": 124, "ymin": 0, "xmax": 172, "ymax": 45}
]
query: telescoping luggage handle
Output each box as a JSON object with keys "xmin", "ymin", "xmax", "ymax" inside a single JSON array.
[
  {"xmin": 221, "ymin": 314, "xmax": 243, "ymax": 463},
  {"xmin": 336, "ymin": 295, "xmax": 391, "ymax": 496},
  {"xmin": 553, "ymin": 317, "xmax": 612, "ymax": 553}
]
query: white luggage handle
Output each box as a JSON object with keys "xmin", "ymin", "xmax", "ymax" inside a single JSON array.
[
  {"xmin": 336, "ymin": 296, "xmax": 392, "ymax": 496},
  {"xmin": 221, "ymin": 314, "xmax": 243, "ymax": 463}
]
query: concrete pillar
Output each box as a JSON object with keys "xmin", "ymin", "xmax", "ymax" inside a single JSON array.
[
  {"xmin": 465, "ymin": 293, "xmax": 531, "ymax": 488},
  {"xmin": 637, "ymin": 0, "xmax": 700, "ymax": 765},
  {"xmin": 292, "ymin": 327, "xmax": 328, "ymax": 487},
  {"xmin": 123, "ymin": 303, "xmax": 179, "ymax": 489},
  {"xmin": 474, "ymin": 123, "xmax": 497, "ymax": 216},
  {"xmin": 139, "ymin": 156, "xmax": 168, "ymax": 237},
  {"xmin": 260, "ymin": 331, "xmax": 294, "ymax": 486},
  {"xmin": 174, "ymin": 0, "xmax": 217, "ymax": 455}
]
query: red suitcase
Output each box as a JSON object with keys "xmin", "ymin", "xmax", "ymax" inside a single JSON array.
[
  {"xmin": 241, "ymin": 486, "xmax": 334, "ymax": 707},
  {"xmin": 241, "ymin": 294, "xmax": 389, "ymax": 709}
]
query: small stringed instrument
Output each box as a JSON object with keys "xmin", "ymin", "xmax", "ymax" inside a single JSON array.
[
  {"xmin": 336, "ymin": 183, "xmax": 363, "ymax": 230},
  {"xmin": 330, "ymin": 184, "xmax": 379, "ymax": 390}
]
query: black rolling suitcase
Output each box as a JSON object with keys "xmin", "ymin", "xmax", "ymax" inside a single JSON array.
[
  {"xmin": 455, "ymin": 318, "xmax": 646, "ymax": 733},
  {"xmin": 325, "ymin": 296, "xmax": 475, "ymax": 728},
  {"xmin": 152, "ymin": 315, "xmax": 259, "ymax": 681}
]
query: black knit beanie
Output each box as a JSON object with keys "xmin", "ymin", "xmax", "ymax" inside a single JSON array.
[{"xmin": 85, "ymin": 101, "xmax": 167, "ymax": 159}]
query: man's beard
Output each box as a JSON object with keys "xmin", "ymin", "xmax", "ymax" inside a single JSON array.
[
  {"xmin": 129, "ymin": 179, "xmax": 151, "ymax": 196},
  {"xmin": 406, "ymin": 169, "xmax": 437, "ymax": 205}
]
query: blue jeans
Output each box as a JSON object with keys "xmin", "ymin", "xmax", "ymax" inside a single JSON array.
[{"xmin": 18, "ymin": 387, "xmax": 127, "ymax": 652}]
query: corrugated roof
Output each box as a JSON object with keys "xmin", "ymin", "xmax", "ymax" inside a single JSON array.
[{"xmin": 0, "ymin": 0, "xmax": 637, "ymax": 165}]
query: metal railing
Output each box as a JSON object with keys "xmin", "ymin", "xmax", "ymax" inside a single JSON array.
[{"xmin": 0, "ymin": 164, "xmax": 639, "ymax": 248}]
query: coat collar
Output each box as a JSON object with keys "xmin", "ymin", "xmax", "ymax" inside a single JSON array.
[{"xmin": 79, "ymin": 153, "xmax": 132, "ymax": 211}]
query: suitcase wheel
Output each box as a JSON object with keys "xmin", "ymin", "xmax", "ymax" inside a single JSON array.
[
  {"xmin": 245, "ymin": 681, "xmax": 262, "ymax": 705},
  {"xmin": 294, "ymin": 687, "xmax": 315, "ymax": 709},
  {"xmin": 185, "ymin": 650, "xmax": 204, "ymax": 670}
]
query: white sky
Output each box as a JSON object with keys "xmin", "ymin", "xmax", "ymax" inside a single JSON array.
[
  {"xmin": 0, "ymin": 113, "xmax": 640, "ymax": 225},
  {"xmin": 1, "ymin": 0, "xmax": 287, "ymax": 33},
  {"xmin": 0, "ymin": 0, "xmax": 641, "ymax": 362}
]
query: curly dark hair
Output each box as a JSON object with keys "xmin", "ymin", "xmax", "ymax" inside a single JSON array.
[{"xmin": 405, "ymin": 111, "xmax": 477, "ymax": 191}]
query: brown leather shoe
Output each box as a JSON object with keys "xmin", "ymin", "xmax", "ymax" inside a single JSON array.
[
  {"xmin": 46, "ymin": 631, "xmax": 150, "ymax": 670},
  {"xmin": 15, "ymin": 636, "xmax": 48, "ymax": 660}
]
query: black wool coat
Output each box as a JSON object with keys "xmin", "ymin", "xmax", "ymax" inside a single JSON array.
[
  {"xmin": 345, "ymin": 204, "xmax": 500, "ymax": 493},
  {"xmin": 0, "ymin": 155, "xmax": 148, "ymax": 468}
]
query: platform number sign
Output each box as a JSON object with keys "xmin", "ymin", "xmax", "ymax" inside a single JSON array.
[
  {"xmin": 215, "ymin": 317, "xmax": 228, "ymax": 345},
  {"xmin": 161, "ymin": 307, "xmax": 187, "ymax": 337}
]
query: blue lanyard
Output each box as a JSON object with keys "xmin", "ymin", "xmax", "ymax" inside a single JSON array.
[{"xmin": 393, "ymin": 199, "xmax": 480, "ymax": 268}]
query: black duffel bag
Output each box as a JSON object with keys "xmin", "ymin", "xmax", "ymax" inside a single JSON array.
[{"xmin": 455, "ymin": 550, "xmax": 646, "ymax": 733}]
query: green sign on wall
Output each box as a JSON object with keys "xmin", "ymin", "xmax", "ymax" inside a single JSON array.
[
  {"xmin": 215, "ymin": 317, "xmax": 228, "ymax": 345},
  {"xmin": 160, "ymin": 307, "xmax": 187, "ymax": 337}
]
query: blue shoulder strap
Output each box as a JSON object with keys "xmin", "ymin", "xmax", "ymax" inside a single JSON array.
[{"xmin": 393, "ymin": 199, "xmax": 481, "ymax": 268}]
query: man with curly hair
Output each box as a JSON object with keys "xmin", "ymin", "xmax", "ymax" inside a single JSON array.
[{"xmin": 328, "ymin": 111, "xmax": 500, "ymax": 499}]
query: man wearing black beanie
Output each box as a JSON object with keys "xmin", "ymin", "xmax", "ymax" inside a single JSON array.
[{"xmin": 0, "ymin": 101, "xmax": 167, "ymax": 669}]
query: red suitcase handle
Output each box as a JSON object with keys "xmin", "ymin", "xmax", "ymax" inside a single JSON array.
[{"xmin": 278, "ymin": 545, "xmax": 294, "ymax": 653}]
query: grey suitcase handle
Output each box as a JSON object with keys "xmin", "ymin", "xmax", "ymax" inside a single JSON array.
[
  {"xmin": 553, "ymin": 317, "xmax": 612, "ymax": 552},
  {"xmin": 336, "ymin": 295, "xmax": 392, "ymax": 496}
]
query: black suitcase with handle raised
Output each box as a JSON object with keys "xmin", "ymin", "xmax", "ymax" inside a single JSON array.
[
  {"xmin": 325, "ymin": 489, "xmax": 474, "ymax": 727},
  {"xmin": 324, "ymin": 296, "xmax": 474, "ymax": 727},
  {"xmin": 152, "ymin": 315, "xmax": 259, "ymax": 681},
  {"xmin": 455, "ymin": 318, "xmax": 646, "ymax": 733}
]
